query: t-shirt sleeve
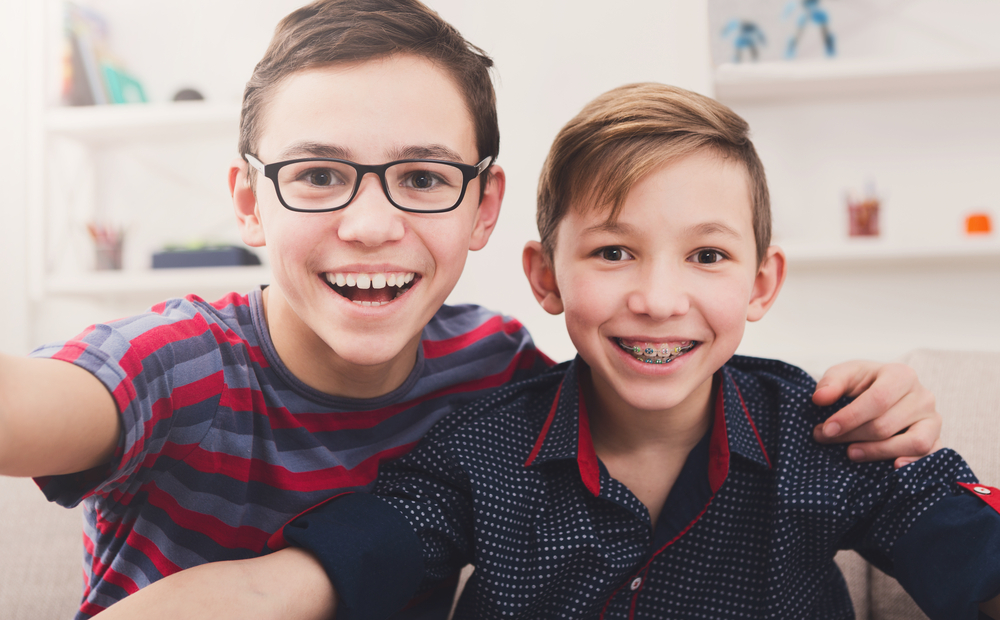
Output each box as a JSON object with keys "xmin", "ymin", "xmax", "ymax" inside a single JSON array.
[{"xmin": 29, "ymin": 305, "xmax": 222, "ymax": 508}]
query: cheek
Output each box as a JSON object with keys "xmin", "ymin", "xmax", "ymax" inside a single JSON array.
[
  {"xmin": 561, "ymin": 271, "xmax": 618, "ymax": 338},
  {"xmin": 699, "ymin": 278, "xmax": 754, "ymax": 337}
]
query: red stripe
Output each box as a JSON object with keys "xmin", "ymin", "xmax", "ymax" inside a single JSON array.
[
  {"xmin": 158, "ymin": 439, "xmax": 416, "ymax": 493},
  {"xmin": 422, "ymin": 315, "xmax": 524, "ymax": 359},
  {"xmin": 272, "ymin": 349, "xmax": 541, "ymax": 433},
  {"xmin": 128, "ymin": 531, "xmax": 182, "ymax": 577},
  {"xmin": 50, "ymin": 341, "xmax": 87, "ymax": 364},
  {"xmin": 525, "ymin": 383, "xmax": 562, "ymax": 467},
  {"xmin": 144, "ymin": 483, "xmax": 271, "ymax": 552}
]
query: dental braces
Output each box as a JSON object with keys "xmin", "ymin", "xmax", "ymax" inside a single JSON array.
[{"xmin": 620, "ymin": 341, "xmax": 697, "ymax": 364}]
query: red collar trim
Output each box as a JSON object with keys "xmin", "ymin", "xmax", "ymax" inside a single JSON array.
[
  {"xmin": 577, "ymin": 392, "xmax": 601, "ymax": 496},
  {"xmin": 708, "ymin": 379, "xmax": 731, "ymax": 492},
  {"xmin": 524, "ymin": 383, "xmax": 561, "ymax": 467}
]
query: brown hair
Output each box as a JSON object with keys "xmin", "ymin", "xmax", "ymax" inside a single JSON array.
[
  {"xmin": 536, "ymin": 82, "xmax": 771, "ymax": 264},
  {"xmin": 240, "ymin": 0, "xmax": 498, "ymax": 190}
]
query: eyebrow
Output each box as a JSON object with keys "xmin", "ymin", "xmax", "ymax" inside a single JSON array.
[
  {"xmin": 688, "ymin": 221, "xmax": 744, "ymax": 239},
  {"xmin": 276, "ymin": 142, "xmax": 466, "ymax": 163},
  {"xmin": 583, "ymin": 219, "xmax": 744, "ymax": 239},
  {"xmin": 583, "ymin": 220, "xmax": 638, "ymax": 236}
]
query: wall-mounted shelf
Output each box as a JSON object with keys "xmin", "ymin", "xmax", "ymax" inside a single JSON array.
[
  {"xmin": 43, "ymin": 266, "xmax": 271, "ymax": 298},
  {"xmin": 781, "ymin": 238, "xmax": 1000, "ymax": 269},
  {"xmin": 45, "ymin": 101, "xmax": 241, "ymax": 144},
  {"xmin": 714, "ymin": 58, "xmax": 1000, "ymax": 104}
]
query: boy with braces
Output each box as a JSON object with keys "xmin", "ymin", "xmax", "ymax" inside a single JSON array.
[{"xmin": 0, "ymin": 1, "xmax": 948, "ymax": 617}]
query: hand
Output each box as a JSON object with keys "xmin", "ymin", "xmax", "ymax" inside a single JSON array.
[{"xmin": 811, "ymin": 360, "xmax": 942, "ymax": 468}]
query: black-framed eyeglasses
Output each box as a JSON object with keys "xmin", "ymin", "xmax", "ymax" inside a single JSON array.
[{"xmin": 244, "ymin": 153, "xmax": 492, "ymax": 214}]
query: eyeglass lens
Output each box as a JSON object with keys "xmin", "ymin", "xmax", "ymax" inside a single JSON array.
[{"xmin": 276, "ymin": 160, "xmax": 468, "ymax": 212}]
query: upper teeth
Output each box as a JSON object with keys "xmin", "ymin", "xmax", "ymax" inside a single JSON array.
[{"xmin": 326, "ymin": 272, "xmax": 415, "ymax": 290}]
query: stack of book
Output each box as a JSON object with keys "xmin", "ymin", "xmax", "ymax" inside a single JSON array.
[{"xmin": 63, "ymin": 3, "xmax": 147, "ymax": 106}]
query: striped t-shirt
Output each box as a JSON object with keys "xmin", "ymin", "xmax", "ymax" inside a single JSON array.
[{"xmin": 30, "ymin": 289, "xmax": 549, "ymax": 619}]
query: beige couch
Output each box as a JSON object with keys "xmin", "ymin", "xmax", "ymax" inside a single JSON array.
[{"xmin": 3, "ymin": 349, "xmax": 998, "ymax": 619}]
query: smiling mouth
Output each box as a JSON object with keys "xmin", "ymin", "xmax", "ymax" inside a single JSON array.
[
  {"xmin": 323, "ymin": 271, "xmax": 417, "ymax": 306},
  {"xmin": 615, "ymin": 338, "xmax": 698, "ymax": 364}
]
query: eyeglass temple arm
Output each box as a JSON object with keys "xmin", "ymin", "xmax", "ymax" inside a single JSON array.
[
  {"xmin": 244, "ymin": 154, "xmax": 266, "ymax": 175},
  {"xmin": 475, "ymin": 156, "xmax": 493, "ymax": 175}
]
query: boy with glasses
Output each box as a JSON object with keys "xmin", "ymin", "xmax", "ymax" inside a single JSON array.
[{"xmin": 0, "ymin": 1, "xmax": 944, "ymax": 618}]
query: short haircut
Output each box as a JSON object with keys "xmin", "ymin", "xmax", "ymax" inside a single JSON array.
[
  {"xmin": 536, "ymin": 83, "xmax": 771, "ymax": 264},
  {"xmin": 239, "ymin": 0, "xmax": 499, "ymax": 191}
]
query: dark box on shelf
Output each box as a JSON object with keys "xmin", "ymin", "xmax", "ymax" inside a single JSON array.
[{"xmin": 152, "ymin": 246, "xmax": 261, "ymax": 269}]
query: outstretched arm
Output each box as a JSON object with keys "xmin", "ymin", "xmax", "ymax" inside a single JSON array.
[
  {"xmin": 95, "ymin": 548, "xmax": 336, "ymax": 620},
  {"xmin": 811, "ymin": 360, "xmax": 941, "ymax": 468},
  {"xmin": 0, "ymin": 354, "xmax": 120, "ymax": 477}
]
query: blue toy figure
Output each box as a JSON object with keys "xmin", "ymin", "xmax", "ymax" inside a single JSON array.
[
  {"xmin": 722, "ymin": 19, "xmax": 766, "ymax": 63},
  {"xmin": 785, "ymin": 0, "xmax": 836, "ymax": 58}
]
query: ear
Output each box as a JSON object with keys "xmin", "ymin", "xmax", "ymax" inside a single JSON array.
[
  {"xmin": 468, "ymin": 165, "xmax": 505, "ymax": 251},
  {"xmin": 747, "ymin": 245, "xmax": 787, "ymax": 322},
  {"xmin": 522, "ymin": 240, "xmax": 564, "ymax": 315},
  {"xmin": 230, "ymin": 157, "xmax": 266, "ymax": 248}
]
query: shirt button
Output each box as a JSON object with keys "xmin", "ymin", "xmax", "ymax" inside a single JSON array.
[
  {"xmin": 974, "ymin": 486, "xmax": 992, "ymax": 495},
  {"xmin": 630, "ymin": 577, "xmax": 642, "ymax": 591}
]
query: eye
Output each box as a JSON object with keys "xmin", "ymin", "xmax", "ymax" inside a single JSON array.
[
  {"xmin": 599, "ymin": 246, "xmax": 633, "ymax": 262},
  {"xmin": 299, "ymin": 167, "xmax": 345, "ymax": 187},
  {"xmin": 691, "ymin": 249, "xmax": 726, "ymax": 264},
  {"xmin": 401, "ymin": 170, "xmax": 449, "ymax": 191}
]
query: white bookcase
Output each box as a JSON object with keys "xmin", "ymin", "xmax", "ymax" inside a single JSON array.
[
  {"xmin": 713, "ymin": 57, "xmax": 1000, "ymax": 272},
  {"xmin": 713, "ymin": 53, "xmax": 1000, "ymax": 373},
  {"xmin": 23, "ymin": 1, "xmax": 275, "ymax": 347}
]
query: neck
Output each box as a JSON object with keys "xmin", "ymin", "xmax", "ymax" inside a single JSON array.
[
  {"xmin": 262, "ymin": 286, "xmax": 420, "ymax": 399},
  {"xmin": 586, "ymin": 372, "xmax": 715, "ymax": 459}
]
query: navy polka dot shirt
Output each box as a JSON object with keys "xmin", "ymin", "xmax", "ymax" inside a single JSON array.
[{"xmin": 282, "ymin": 356, "xmax": 1000, "ymax": 620}]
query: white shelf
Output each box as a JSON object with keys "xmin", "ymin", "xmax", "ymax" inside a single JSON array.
[
  {"xmin": 781, "ymin": 238, "xmax": 1000, "ymax": 268},
  {"xmin": 43, "ymin": 266, "xmax": 271, "ymax": 297},
  {"xmin": 45, "ymin": 101, "xmax": 241, "ymax": 144},
  {"xmin": 714, "ymin": 58, "xmax": 1000, "ymax": 104}
]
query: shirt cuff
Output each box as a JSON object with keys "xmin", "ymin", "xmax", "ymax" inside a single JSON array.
[
  {"xmin": 280, "ymin": 493, "xmax": 426, "ymax": 620},
  {"xmin": 893, "ymin": 488, "xmax": 1000, "ymax": 619}
]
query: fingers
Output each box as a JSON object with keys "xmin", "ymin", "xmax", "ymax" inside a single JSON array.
[
  {"xmin": 828, "ymin": 418, "xmax": 942, "ymax": 465},
  {"xmin": 812, "ymin": 360, "xmax": 882, "ymax": 406},
  {"xmin": 814, "ymin": 362, "xmax": 930, "ymax": 439},
  {"xmin": 895, "ymin": 439, "xmax": 945, "ymax": 469}
]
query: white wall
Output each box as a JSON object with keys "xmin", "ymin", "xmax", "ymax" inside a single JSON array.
[{"xmin": 0, "ymin": 0, "xmax": 31, "ymax": 355}]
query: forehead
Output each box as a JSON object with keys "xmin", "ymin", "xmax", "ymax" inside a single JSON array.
[
  {"xmin": 257, "ymin": 54, "xmax": 477, "ymax": 162},
  {"xmin": 562, "ymin": 151, "xmax": 753, "ymax": 240}
]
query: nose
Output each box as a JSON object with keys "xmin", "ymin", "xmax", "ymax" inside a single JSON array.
[
  {"xmin": 625, "ymin": 261, "xmax": 690, "ymax": 320},
  {"xmin": 336, "ymin": 173, "xmax": 406, "ymax": 247}
]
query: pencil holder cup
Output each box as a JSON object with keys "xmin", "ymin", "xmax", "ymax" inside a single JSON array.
[
  {"xmin": 848, "ymin": 197, "xmax": 880, "ymax": 237},
  {"xmin": 95, "ymin": 238, "xmax": 124, "ymax": 270}
]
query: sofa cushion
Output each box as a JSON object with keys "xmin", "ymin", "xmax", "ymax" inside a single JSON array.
[{"xmin": 0, "ymin": 475, "xmax": 82, "ymax": 620}]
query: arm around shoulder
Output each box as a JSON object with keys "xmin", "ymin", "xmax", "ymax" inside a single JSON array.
[{"xmin": 0, "ymin": 353, "xmax": 120, "ymax": 477}]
